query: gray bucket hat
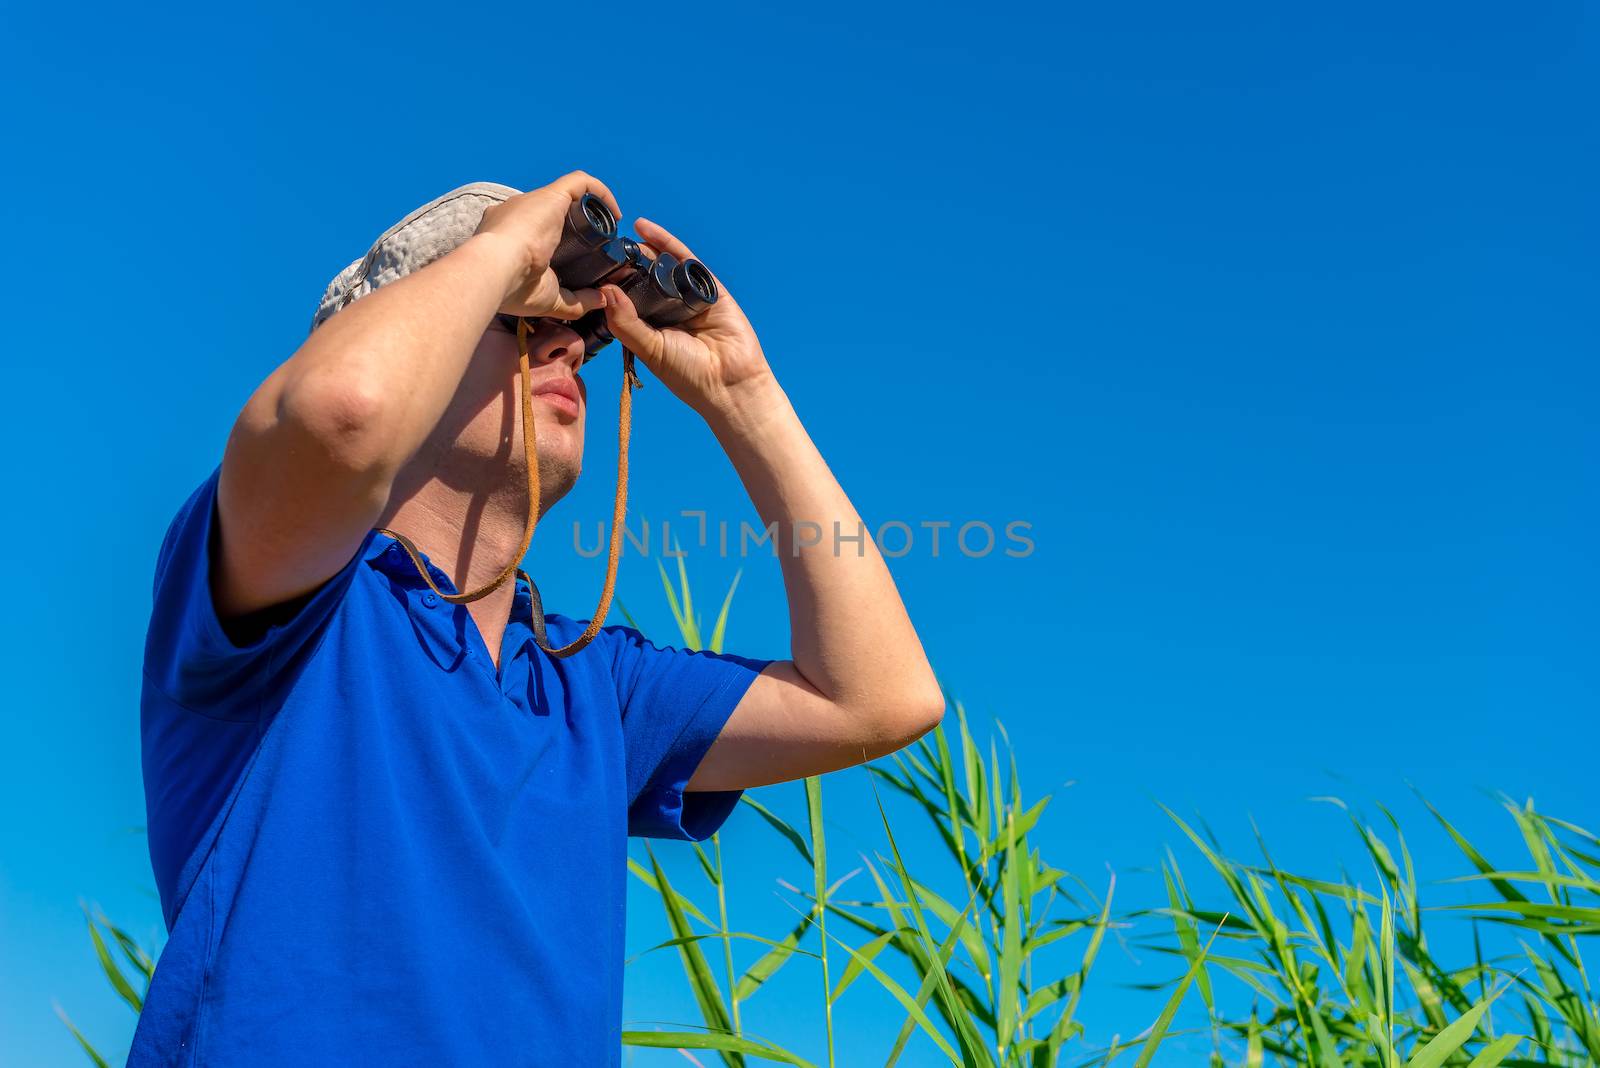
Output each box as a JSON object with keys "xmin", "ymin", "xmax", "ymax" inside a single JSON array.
[{"xmin": 309, "ymin": 181, "xmax": 522, "ymax": 335}]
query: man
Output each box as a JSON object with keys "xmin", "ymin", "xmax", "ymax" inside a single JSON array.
[{"xmin": 133, "ymin": 172, "xmax": 942, "ymax": 1066}]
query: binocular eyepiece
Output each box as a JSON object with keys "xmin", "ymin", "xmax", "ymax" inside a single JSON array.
[{"xmin": 547, "ymin": 194, "xmax": 719, "ymax": 360}]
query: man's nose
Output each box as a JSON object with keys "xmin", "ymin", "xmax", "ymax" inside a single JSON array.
[{"xmin": 529, "ymin": 321, "xmax": 587, "ymax": 371}]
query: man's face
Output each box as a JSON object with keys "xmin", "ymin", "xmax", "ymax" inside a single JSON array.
[{"xmin": 476, "ymin": 316, "xmax": 589, "ymax": 505}]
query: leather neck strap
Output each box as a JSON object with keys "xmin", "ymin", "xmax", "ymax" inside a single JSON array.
[{"xmin": 376, "ymin": 315, "xmax": 639, "ymax": 659}]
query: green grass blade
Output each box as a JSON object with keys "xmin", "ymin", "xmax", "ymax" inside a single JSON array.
[
  {"xmin": 1403, "ymin": 983, "xmax": 1504, "ymax": 1068},
  {"xmin": 1048, "ymin": 873, "xmax": 1115, "ymax": 1065},
  {"xmin": 695, "ymin": 842, "xmax": 721, "ymax": 887},
  {"xmin": 629, "ymin": 857, "xmax": 714, "ymax": 926},
  {"xmin": 1377, "ymin": 885, "xmax": 1397, "ymax": 1068},
  {"xmin": 657, "ymin": 558, "xmax": 697, "ymax": 648},
  {"xmin": 615, "ymin": 596, "xmax": 644, "ymax": 632},
  {"xmin": 959, "ymin": 708, "xmax": 989, "ymax": 849},
  {"xmin": 810, "ymin": 913, "xmax": 965, "ymax": 1064},
  {"xmin": 904, "ymin": 873, "xmax": 992, "ymax": 983},
  {"xmin": 708, "ymin": 570, "xmax": 742, "ymax": 654},
  {"xmin": 1164, "ymin": 856, "xmax": 1212, "ymax": 1011},
  {"xmin": 82, "ymin": 906, "xmax": 142, "ymax": 1013},
  {"xmin": 870, "ymin": 780, "xmax": 992, "ymax": 1061},
  {"xmin": 628, "ymin": 930, "xmax": 820, "ymax": 968},
  {"xmin": 1463, "ymin": 1034, "xmax": 1523, "ymax": 1067},
  {"xmin": 1442, "ymin": 870, "xmax": 1600, "ymax": 893},
  {"xmin": 53, "ymin": 1004, "xmax": 111, "ymax": 1068},
  {"xmin": 740, "ymin": 796, "xmax": 813, "ymax": 866},
  {"xmin": 805, "ymin": 776, "xmax": 835, "ymax": 1068},
  {"xmin": 832, "ymin": 929, "xmax": 897, "ymax": 1002},
  {"xmin": 870, "ymin": 780, "xmax": 994, "ymax": 1066},
  {"xmin": 737, "ymin": 909, "xmax": 817, "ymax": 1001},
  {"xmin": 1308, "ymin": 1011, "xmax": 1349, "ymax": 1068},
  {"xmin": 675, "ymin": 551, "xmax": 696, "ymax": 642},
  {"xmin": 103, "ymin": 921, "xmax": 155, "ymax": 985},
  {"xmin": 623, "ymin": 1030, "xmax": 818, "ymax": 1066},
  {"xmin": 1245, "ymin": 1006, "xmax": 1264, "ymax": 1068},
  {"xmin": 646, "ymin": 847, "xmax": 741, "ymax": 1068},
  {"xmin": 997, "ymin": 809, "xmax": 1024, "ymax": 1055},
  {"xmin": 875, "ymin": 853, "xmax": 995, "ymax": 1067},
  {"xmin": 1132, "ymin": 919, "xmax": 1224, "ymax": 1068},
  {"xmin": 930, "ymin": 720, "xmax": 968, "ymax": 875},
  {"xmin": 1414, "ymin": 792, "xmax": 1530, "ymax": 907}
]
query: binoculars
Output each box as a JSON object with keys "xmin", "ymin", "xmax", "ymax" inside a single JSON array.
[{"xmin": 547, "ymin": 194, "xmax": 720, "ymax": 360}]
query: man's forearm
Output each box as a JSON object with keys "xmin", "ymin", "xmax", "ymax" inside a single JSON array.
[
  {"xmin": 593, "ymin": 217, "xmax": 941, "ymax": 784},
  {"xmin": 708, "ymin": 376, "xmax": 943, "ymax": 722},
  {"xmin": 261, "ymin": 232, "xmax": 525, "ymax": 482}
]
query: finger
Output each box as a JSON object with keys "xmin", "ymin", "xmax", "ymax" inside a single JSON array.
[
  {"xmin": 551, "ymin": 286, "xmax": 608, "ymax": 320},
  {"xmin": 599, "ymin": 284, "xmax": 665, "ymax": 365},
  {"xmin": 635, "ymin": 218, "xmax": 735, "ymax": 315},
  {"xmin": 543, "ymin": 170, "xmax": 621, "ymax": 227},
  {"xmin": 510, "ymin": 285, "xmax": 604, "ymax": 321},
  {"xmin": 634, "ymin": 217, "xmax": 697, "ymax": 262},
  {"xmin": 636, "ymin": 220, "xmax": 738, "ymax": 320}
]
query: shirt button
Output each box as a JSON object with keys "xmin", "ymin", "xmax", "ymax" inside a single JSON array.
[{"xmin": 422, "ymin": 591, "xmax": 439, "ymax": 608}]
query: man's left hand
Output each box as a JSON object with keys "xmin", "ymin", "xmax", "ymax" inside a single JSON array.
[{"xmin": 598, "ymin": 218, "xmax": 776, "ymax": 425}]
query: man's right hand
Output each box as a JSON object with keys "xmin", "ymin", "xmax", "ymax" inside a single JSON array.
[{"xmin": 474, "ymin": 171, "xmax": 622, "ymax": 321}]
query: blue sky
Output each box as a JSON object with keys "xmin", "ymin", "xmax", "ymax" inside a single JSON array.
[{"xmin": 1, "ymin": 1, "xmax": 1594, "ymax": 1063}]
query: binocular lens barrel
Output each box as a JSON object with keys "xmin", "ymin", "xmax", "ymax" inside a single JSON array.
[
  {"xmin": 570, "ymin": 308, "xmax": 613, "ymax": 362},
  {"xmin": 678, "ymin": 259, "xmax": 718, "ymax": 308},
  {"xmin": 619, "ymin": 252, "xmax": 720, "ymax": 327},
  {"xmin": 581, "ymin": 196, "xmax": 614, "ymax": 234},
  {"xmin": 549, "ymin": 194, "xmax": 618, "ymax": 276},
  {"xmin": 548, "ymin": 197, "xmax": 720, "ymax": 356}
]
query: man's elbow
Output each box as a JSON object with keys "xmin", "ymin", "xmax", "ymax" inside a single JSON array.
[
  {"xmin": 263, "ymin": 366, "xmax": 397, "ymax": 477},
  {"xmin": 869, "ymin": 686, "xmax": 946, "ymax": 755}
]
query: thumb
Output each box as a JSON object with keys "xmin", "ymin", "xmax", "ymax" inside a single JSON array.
[{"xmin": 601, "ymin": 284, "xmax": 665, "ymax": 365}]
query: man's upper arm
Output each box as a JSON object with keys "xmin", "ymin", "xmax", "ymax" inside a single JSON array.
[{"xmin": 144, "ymin": 465, "xmax": 371, "ymax": 711}]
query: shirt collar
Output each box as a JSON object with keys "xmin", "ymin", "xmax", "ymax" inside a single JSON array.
[{"xmin": 366, "ymin": 532, "xmax": 537, "ymax": 669}]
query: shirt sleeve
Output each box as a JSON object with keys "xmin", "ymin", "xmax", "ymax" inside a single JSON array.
[
  {"xmin": 601, "ymin": 624, "xmax": 773, "ymax": 841},
  {"xmin": 143, "ymin": 465, "xmax": 373, "ymax": 718}
]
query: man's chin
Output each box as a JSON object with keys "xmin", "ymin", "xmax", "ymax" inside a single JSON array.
[{"xmin": 535, "ymin": 454, "xmax": 582, "ymax": 503}]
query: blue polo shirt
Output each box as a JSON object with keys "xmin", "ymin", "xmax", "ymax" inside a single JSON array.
[{"xmin": 131, "ymin": 467, "xmax": 769, "ymax": 1067}]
